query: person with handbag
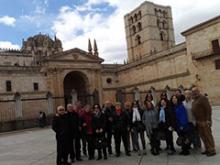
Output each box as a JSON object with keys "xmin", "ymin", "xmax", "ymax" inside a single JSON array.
[
  {"xmin": 92, "ymin": 104, "xmax": 107, "ymax": 160},
  {"xmin": 170, "ymin": 95, "xmax": 191, "ymax": 155},
  {"xmin": 158, "ymin": 98, "xmax": 176, "ymax": 155},
  {"xmin": 131, "ymin": 100, "xmax": 146, "ymax": 155},
  {"xmin": 142, "ymin": 100, "xmax": 159, "ymax": 155}
]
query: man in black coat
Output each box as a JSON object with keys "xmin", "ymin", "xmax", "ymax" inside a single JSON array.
[
  {"xmin": 92, "ymin": 104, "xmax": 107, "ymax": 160},
  {"xmin": 103, "ymin": 101, "xmax": 115, "ymax": 154},
  {"xmin": 66, "ymin": 104, "xmax": 81, "ymax": 163},
  {"xmin": 52, "ymin": 105, "xmax": 70, "ymax": 165}
]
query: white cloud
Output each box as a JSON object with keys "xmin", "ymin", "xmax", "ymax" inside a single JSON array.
[
  {"xmin": 0, "ymin": 41, "xmax": 20, "ymax": 49},
  {"xmin": 52, "ymin": 0, "xmax": 220, "ymax": 63},
  {"xmin": 18, "ymin": 0, "xmax": 50, "ymax": 28},
  {"xmin": 0, "ymin": 16, "xmax": 16, "ymax": 26}
]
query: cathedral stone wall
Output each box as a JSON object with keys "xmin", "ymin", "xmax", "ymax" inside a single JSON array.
[
  {"xmin": 0, "ymin": 70, "xmax": 47, "ymax": 94},
  {"xmin": 0, "ymin": 53, "xmax": 33, "ymax": 66}
]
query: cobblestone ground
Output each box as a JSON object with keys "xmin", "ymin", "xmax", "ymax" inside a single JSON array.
[{"xmin": 0, "ymin": 107, "xmax": 220, "ymax": 165}]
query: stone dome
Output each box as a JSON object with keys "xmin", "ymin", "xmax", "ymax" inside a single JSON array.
[{"xmin": 21, "ymin": 33, "xmax": 63, "ymax": 54}]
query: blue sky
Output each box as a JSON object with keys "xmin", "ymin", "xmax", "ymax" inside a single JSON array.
[
  {"xmin": 0, "ymin": 0, "xmax": 115, "ymax": 46},
  {"xmin": 0, "ymin": 0, "xmax": 220, "ymax": 63}
]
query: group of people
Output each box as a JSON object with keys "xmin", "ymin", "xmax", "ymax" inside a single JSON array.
[{"xmin": 52, "ymin": 87, "xmax": 216, "ymax": 165}]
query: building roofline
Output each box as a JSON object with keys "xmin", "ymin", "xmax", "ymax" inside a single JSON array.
[
  {"xmin": 117, "ymin": 42, "xmax": 186, "ymax": 72},
  {"xmin": 181, "ymin": 15, "xmax": 220, "ymax": 36},
  {"xmin": 124, "ymin": 1, "xmax": 171, "ymax": 17}
]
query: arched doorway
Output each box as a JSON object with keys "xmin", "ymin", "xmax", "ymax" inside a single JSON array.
[{"xmin": 63, "ymin": 71, "xmax": 89, "ymax": 106}]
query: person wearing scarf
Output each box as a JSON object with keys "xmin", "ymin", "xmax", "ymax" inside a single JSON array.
[
  {"xmin": 158, "ymin": 98, "xmax": 176, "ymax": 155},
  {"xmin": 112, "ymin": 102, "xmax": 131, "ymax": 157},
  {"xmin": 131, "ymin": 101, "xmax": 146, "ymax": 155},
  {"xmin": 81, "ymin": 105, "xmax": 94, "ymax": 160}
]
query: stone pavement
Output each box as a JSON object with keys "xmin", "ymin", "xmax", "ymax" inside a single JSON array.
[{"xmin": 0, "ymin": 107, "xmax": 220, "ymax": 165}]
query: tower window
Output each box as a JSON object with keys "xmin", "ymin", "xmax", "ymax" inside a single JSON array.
[
  {"xmin": 134, "ymin": 14, "xmax": 138, "ymax": 22},
  {"xmin": 162, "ymin": 20, "xmax": 168, "ymax": 29},
  {"xmin": 163, "ymin": 11, "xmax": 167, "ymax": 18},
  {"xmin": 137, "ymin": 22, "xmax": 142, "ymax": 31},
  {"xmin": 130, "ymin": 17, "xmax": 133, "ymax": 24},
  {"xmin": 129, "ymin": 16, "xmax": 133, "ymax": 24},
  {"xmin": 212, "ymin": 39, "xmax": 220, "ymax": 54},
  {"xmin": 138, "ymin": 11, "xmax": 142, "ymax": 19},
  {"xmin": 6, "ymin": 80, "xmax": 12, "ymax": 92},
  {"xmin": 135, "ymin": 35, "xmax": 141, "ymax": 45},
  {"xmin": 158, "ymin": 9, "xmax": 162, "ymax": 17},
  {"xmin": 33, "ymin": 83, "xmax": 39, "ymax": 91},
  {"xmin": 132, "ymin": 25, "xmax": 136, "ymax": 35},
  {"xmin": 157, "ymin": 19, "xmax": 160, "ymax": 27},
  {"xmin": 160, "ymin": 31, "xmax": 165, "ymax": 41}
]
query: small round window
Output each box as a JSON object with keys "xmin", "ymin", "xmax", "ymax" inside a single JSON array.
[{"xmin": 106, "ymin": 78, "xmax": 112, "ymax": 84}]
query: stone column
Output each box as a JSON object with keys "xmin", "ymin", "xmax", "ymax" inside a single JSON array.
[
  {"xmin": 14, "ymin": 93, "xmax": 22, "ymax": 119},
  {"xmin": 46, "ymin": 92, "xmax": 54, "ymax": 114}
]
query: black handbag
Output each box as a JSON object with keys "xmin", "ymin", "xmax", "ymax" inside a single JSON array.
[
  {"xmin": 94, "ymin": 135, "xmax": 107, "ymax": 149},
  {"xmin": 135, "ymin": 121, "xmax": 145, "ymax": 132},
  {"xmin": 157, "ymin": 130, "xmax": 166, "ymax": 141}
]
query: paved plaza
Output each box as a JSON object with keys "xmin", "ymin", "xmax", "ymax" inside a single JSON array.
[{"xmin": 0, "ymin": 107, "xmax": 220, "ymax": 165}]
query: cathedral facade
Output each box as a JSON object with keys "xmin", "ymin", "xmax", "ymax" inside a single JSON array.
[{"xmin": 0, "ymin": 1, "xmax": 220, "ymax": 130}]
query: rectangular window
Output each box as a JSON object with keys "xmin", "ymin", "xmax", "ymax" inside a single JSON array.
[
  {"xmin": 6, "ymin": 80, "xmax": 12, "ymax": 92},
  {"xmin": 215, "ymin": 59, "xmax": 220, "ymax": 70},
  {"xmin": 212, "ymin": 39, "xmax": 220, "ymax": 54},
  {"xmin": 33, "ymin": 83, "xmax": 39, "ymax": 91}
]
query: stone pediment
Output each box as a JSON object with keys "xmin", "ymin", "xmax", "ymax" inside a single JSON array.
[{"xmin": 42, "ymin": 48, "xmax": 104, "ymax": 63}]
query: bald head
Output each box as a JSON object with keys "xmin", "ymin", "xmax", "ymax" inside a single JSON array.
[
  {"xmin": 105, "ymin": 100, "xmax": 112, "ymax": 108},
  {"xmin": 192, "ymin": 87, "xmax": 200, "ymax": 99},
  {"xmin": 67, "ymin": 104, "xmax": 73, "ymax": 112},
  {"xmin": 184, "ymin": 90, "xmax": 192, "ymax": 100},
  {"xmin": 57, "ymin": 105, "xmax": 65, "ymax": 115}
]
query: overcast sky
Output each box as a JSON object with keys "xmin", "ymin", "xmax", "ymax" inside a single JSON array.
[{"xmin": 0, "ymin": 0, "xmax": 220, "ymax": 63}]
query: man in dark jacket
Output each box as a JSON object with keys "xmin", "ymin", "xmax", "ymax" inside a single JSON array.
[
  {"xmin": 92, "ymin": 104, "xmax": 107, "ymax": 160},
  {"xmin": 66, "ymin": 104, "xmax": 81, "ymax": 163},
  {"xmin": 103, "ymin": 101, "xmax": 115, "ymax": 154},
  {"xmin": 191, "ymin": 87, "xmax": 216, "ymax": 156},
  {"xmin": 113, "ymin": 102, "xmax": 131, "ymax": 157},
  {"xmin": 52, "ymin": 105, "xmax": 70, "ymax": 165}
]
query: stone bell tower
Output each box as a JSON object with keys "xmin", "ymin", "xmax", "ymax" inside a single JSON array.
[{"xmin": 124, "ymin": 1, "xmax": 175, "ymax": 63}]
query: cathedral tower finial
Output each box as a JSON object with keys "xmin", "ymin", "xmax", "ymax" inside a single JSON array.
[
  {"xmin": 88, "ymin": 38, "xmax": 92, "ymax": 55},
  {"xmin": 93, "ymin": 39, "xmax": 98, "ymax": 56}
]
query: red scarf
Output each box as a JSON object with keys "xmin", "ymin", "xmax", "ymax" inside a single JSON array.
[{"xmin": 115, "ymin": 108, "xmax": 122, "ymax": 116}]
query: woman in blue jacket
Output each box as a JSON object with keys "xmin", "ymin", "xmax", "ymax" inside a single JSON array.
[{"xmin": 170, "ymin": 95, "xmax": 191, "ymax": 155}]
